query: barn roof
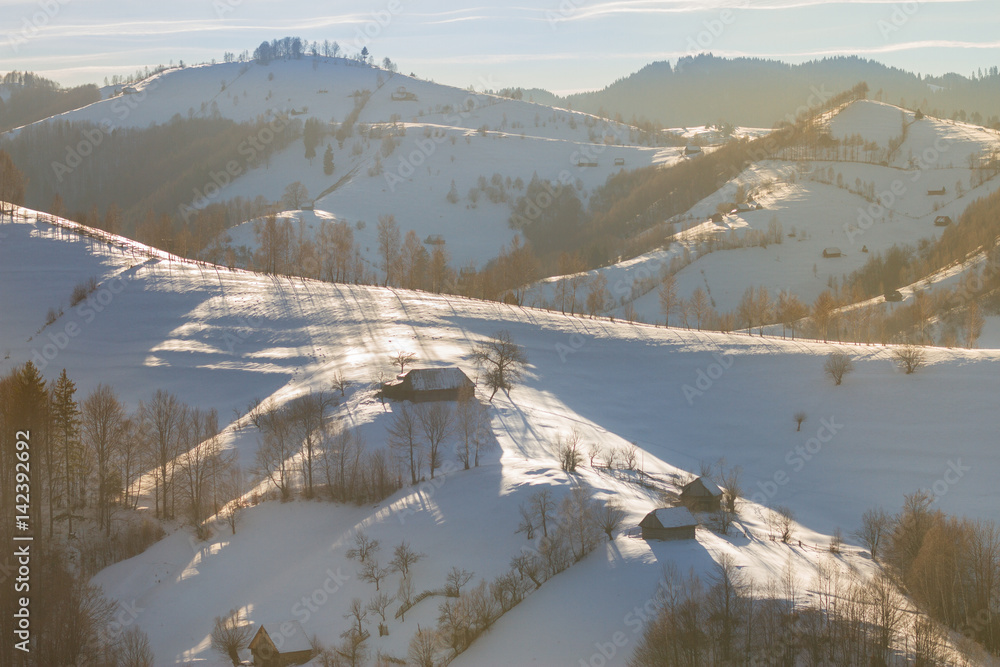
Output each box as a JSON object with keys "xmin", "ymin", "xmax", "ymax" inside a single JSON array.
[
  {"xmin": 253, "ymin": 620, "xmax": 312, "ymax": 654},
  {"xmin": 404, "ymin": 367, "xmax": 473, "ymax": 391},
  {"xmin": 641, "ymin": 506, "xmax": 698, "ymax": 529},
  {"xmin": 683, "ymin": 476, "xmax": 722, "ymax": 497}
]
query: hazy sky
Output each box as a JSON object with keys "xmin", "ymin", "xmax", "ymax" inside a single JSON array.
[{"xmin": 1, "ymin": 0, "xmax": 998, "ymax": 93}]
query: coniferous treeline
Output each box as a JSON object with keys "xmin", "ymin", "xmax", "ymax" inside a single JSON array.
[
  {"xmin": 560, "ymin": 54, "xmax": 1000, "ymax": 130},
  {"xmin": 0, "ymin": 72, "xmax": 100, "ymax": 133}
]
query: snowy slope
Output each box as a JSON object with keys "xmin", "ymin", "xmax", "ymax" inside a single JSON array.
[
  {"xmin": 4, "ymin": 208, "xmax": 999, "ymax": 665},
  {"xmin": 534, "ymin": 101, "xmax": 1000, "ymax": 321}
]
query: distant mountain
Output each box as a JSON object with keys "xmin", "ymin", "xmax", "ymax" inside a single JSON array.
[{"xmin": 542, "ymin": 55, "xmax": 1000, "ymax": 129}]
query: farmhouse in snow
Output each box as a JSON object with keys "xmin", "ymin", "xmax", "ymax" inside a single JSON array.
[
  {"xmin": 680, "ymin": 476, "xmax": 723, "ymax": 511},
  {"xmin": 822, "ymin": 247, "xmax": 842, "ymax": 258},
  {"xmin": 639, "ymin": 506, "xmax": 699, "ymax": 541},
  {"xmin": 381, "ymin": 367, "xmax": 475, "ymax": 403},
  {"xmin": 248, "ymin": 620, "xmax": 313, "ymax": 667}
]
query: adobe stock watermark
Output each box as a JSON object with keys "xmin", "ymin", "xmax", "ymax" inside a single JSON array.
[
  {"xmin": 749, "ymin": 416, "xmax": 844, "ymax": 506},
  {"xmin": 178, "ymin": 113, "xmax": 292, "ymax": 222},
  {"xmin": 555, "ymin": 331, "xmax": 588, "ymax": 363},
  {"xmin": 924, "ymin": 459, "xmax": 971, "ymax": 503},
  {"xmin": 878, "ymin": 2, "xmax": 920, "ymax": 40},
  {"xmin": 30, "ymin": 274, "xmax": 133, "ymax": 372},
  {"xmin": 51, "ymin": 81, "xmax": 158, "ymax": 183},
  {"xmin": 844, "ymin": 136, "xmax": 950, "ymax": 245},
  {"xmin": 384, "ymin": 76, "xmax": 501, "ymax": 192},
  {"xmin": 546, "ymin": 0, "xmax": 586, "ymax": 30},
  {"xmin": 5, "ymin": 0, "xmax": 72, "ymax": 54},
  {"xmin": 681, "ymin": 351, "xmax": 735, "ymax": 405}
]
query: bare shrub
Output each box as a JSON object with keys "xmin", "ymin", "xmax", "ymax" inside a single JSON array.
[
  {"xmin": 893, "ymin": 344, "xmax": 926, "ymax": 374},
  {"xmin": 823, "ymin": 351, "xmax": 854, "ymax": 385}
]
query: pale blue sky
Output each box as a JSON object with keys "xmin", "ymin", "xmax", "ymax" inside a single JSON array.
[{"xmin": 1, "ymin": 1, "xmax": 997, "ymax": 93}]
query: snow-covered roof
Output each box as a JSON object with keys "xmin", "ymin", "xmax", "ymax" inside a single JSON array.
[
  {"xmin": 650, "ymin": 506, "xmax": 698, "ymax": 529},
  {"xmin": 404, "ymin": 367, "xmax": 473, "ymax": 391},
  {"xmin": 255, "ymin": 620, "xmax": 312, "ymax": 654}
]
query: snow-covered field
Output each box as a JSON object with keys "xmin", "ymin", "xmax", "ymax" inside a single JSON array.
[{"xmin": 3, "ymin": 208, "xmax": 999, "ymax": 664}]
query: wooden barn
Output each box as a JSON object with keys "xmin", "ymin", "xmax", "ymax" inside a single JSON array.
[
  {"xmin": 248, "ymin": 621, "xmax": 313, "ymax": 667},
  {"xmin": 822, "ymin": 247, "xmax": 842, "ymax": 258},
  {"xmin": 639, "ymin": 507, "xmax": 699, "ymax": 541},
  {"xmin": 381, "ymin": 367, "xmax": 475, "ymax": 403},
  {"xmin": 680, "ymin": 476, "xmax": 723, "ymax": 511},
  {"xmin": 934, "ymin": 215, "xmax": 953, "ymax": 227}
]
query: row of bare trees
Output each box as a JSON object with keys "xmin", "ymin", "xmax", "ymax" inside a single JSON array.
[
  {"xmin": 855, "ymin": 491, "xmax": 1000, "ymax": 656},
  {"xmin": 631, "ymin": 555, "xmax": 955, "ymax": 666}
]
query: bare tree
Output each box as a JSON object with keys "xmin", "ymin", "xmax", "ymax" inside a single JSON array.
[
  {"xmin": 531, "ymin": 489, "xmax": 555, "ymax": 537},
  {"xmin": 359, "ymin": 559, "xmax": 389, "ymax": 591},
  {"xmin": 596, "ymin": 500, "xmax": 627, "ymax": 540},
  {"xmin": 397, "ymin": 576, "xmax": 415, "ymax": 621},
  {"xmin": 253, "ymin": 403, "xmax": 294, "ymax": 501},
  {"xmin": 176, "ymin": 407, "xmax": 224, "ymax": 536},
  {"xmin": 387, "ymin": 403, "xmax": 421, "ymax": 484},
  {"xmin": 769, "ymin": 506, "xmax": 795, "ymax": 543},
  {"xmin": 218, "ymin": 466, "xmax": 247, "ymax": 535},
  {"xmin": 287, "ymin": 391, "xmax": 335, "ymax": 498},
  {"xmin": 389, "ymin": 351, "xmax": 416, "ymax": 374},
  {"xmin": 142, "ymin": 389, "xmax": 183, "ymax": 518},
  {"xmin": 81, "ymin": 384, "xmax": 126, "ymax": 534},
  {"xmin": 210, "ymin": 608, "xmax": 253, "ymax": 666},
  {"xmin": 408, "ymin": 626, "xmax": 437, "ymax": 667},
  {"xmin": 719, "ymin": 464, "xmax": 743, "ymax": 514},
  {"xmin": 445, "ymin": 566, "xmax": 474, "ymax": 597},
  {"xmin": 561, "ymin": 486, "xmax": 599, "ymax": 561},
  {"xmin": 472, "ymin": 329, "xmax": 528, "ymax": 401},
  {"xmin": 376, "ymin": 214, "xmax": 401, "ymax": 286},
  {"xmin": 282, "ymin": 181, "xmax": 309, "ymax": 209},
  {"xmin": 417, "ymin": 402, "xmax": 453, "ymax": 479},
  {"xmin": 853, "ymin": 506, "xmax": 892, "ymax": 559},
  {"xmin": 389, "ymin": 541, "xmax": 424, "ymax": 577},
  {"xmin": 455, "ymin": 397, "xmax": 491, "ymax": 469},
  {"xmin": 658, "ymin": 272, "xmax": 679, "ymax": 327},
  {"xmin": 331, "ymin": 371, "xmax": 349, "ymax": 397},
  {"xmin": 117, "ymin": 625, "xmax": 154, "ymax": 667},
  {"xmin": 793, "ymin": 411, "xmax": 807, "ymax": 431},
  {"xmin": 367, "ymin": 591, "xmax": 394, "ymax": 634},
  {"xmin": 516, "ymin": 503, "xmax": 535, "ymax": 539},
  {"xmin": 823, "ymin": 351, "xmax": 854, "ymax": 386},
  {"xmin": 346, "ymin": 530, "xmax": 381, "ymax": 563},
  {"xmin": 689, "ymin": 287, "xmax": 712, "ymax": 331},
  {"xmin": 558, "ymin": 430, "xmax": 583, "ymax": 473},
  {"xmin": 893, "ymin": 344, "xmax": 926, "ymax": 374}
]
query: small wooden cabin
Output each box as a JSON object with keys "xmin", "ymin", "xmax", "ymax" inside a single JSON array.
[
  {"xmin": 639, "ymin": 507, "xmax": 698, "ymax": 541},
  {"xmin": 927, "ymin": 187, "xmax": 946, "ymax": 196},
  {"xmin": 248, "ymin": 621, "xmax": 313, "ymax": 667},
  {"xmin": 684, "ymin": 145, "xmax": 702, "ymax": 156},
  {"xmin": 382, "ymin": 367, "xmax": 475, "ymax": 403},
  {"xmin": 934, "ymin": 215, "xmax": 952, "ymax": 227},
  {"xmin": 680, "ymin": 477, "xmax": 723, "ymax": 511},
  {"xmin": 822, "ymin": 247, "xmax": 842, "ymax": 258}
]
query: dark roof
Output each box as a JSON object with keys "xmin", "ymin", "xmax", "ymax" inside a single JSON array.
[{"xmin": 251, "ymin": 620, "xmax": 312, "ymax": 654}]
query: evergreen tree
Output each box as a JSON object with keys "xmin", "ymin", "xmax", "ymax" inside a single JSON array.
[
  {"xmin": 323, "ymin": 144, "xmax": 335, "ymax": 175},
  {"xmin": 51, "ymin": 369, "xmax": 80, "ymax": 538}
]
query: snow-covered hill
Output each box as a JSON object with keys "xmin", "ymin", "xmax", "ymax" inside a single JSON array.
[
  {"xmin": 534, "ymin": 100, "xmax": 1000, "ymax": 322},
  {"xmin": 3, "ymin": 207, "xmax": 999, "ymax": 664},
  {"xmin": 10, "ymin": 58, "xmax": 693, "ymax": 269}
]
